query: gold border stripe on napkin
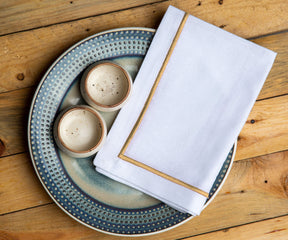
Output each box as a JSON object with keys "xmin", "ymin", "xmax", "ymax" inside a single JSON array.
[
  {"xmin": 119, "ymin": 12, "xmax": 189, "ymax": 156},
  {"xmin": 120, "ymin": 154, "xmax": 209, "ymax": 198},
  {"xmin": 118, "ymin": 13, "xmax": 209, "ymax": 198}
]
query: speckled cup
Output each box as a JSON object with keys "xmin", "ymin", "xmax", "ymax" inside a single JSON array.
[
  {"xmin": 53, "ymin": 105, "xmax": 107, "ymax": 158},
  {"xmin": 80, "ymin": 61, "xmax": 133, "ymax": 112}
]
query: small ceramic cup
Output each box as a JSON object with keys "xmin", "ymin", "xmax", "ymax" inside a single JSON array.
[
  {"xmin": 53, "ymin": 105, "xmax": 107, "ymax": 158},
  {"xmin": 80, "ymin": 61, "xmax": 133, "ymax": 112}
]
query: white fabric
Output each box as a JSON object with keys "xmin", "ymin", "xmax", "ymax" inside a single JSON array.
[{"xmin": 93, "ymin": 5, "xmax": 277, "ymax": 215}]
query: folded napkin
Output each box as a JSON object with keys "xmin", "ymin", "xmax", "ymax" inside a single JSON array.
[{"xmin": 93, "ymin": 5, "xmax": 276, "ymax": 215}]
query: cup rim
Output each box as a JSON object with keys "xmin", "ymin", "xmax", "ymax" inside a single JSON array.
[
  {"xmin": 83, "ymin": 61, "xmax": 132, "ymax": 109},
  {"xmin": 57, "ymin": 106, "xmax": 106, "ymax": 154}
]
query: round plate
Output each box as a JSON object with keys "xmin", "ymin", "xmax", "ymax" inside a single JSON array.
[{"xmin": 28, "ymin": 27, "xmax": 236, "ymax": 236}]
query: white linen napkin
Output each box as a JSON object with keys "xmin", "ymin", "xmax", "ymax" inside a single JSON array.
[{"xmin": 93, "ymin": 5, "xmax": 276, "ymax": 215}]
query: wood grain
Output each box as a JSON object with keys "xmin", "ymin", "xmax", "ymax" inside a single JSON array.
[
  {"xmin": 0, "ymin": 29, "xmax": 287, "ymax": 100},
  {"xmin": 0, "ymin": 88, "xmax": 32, "ymax": 157},
  {"xmin": 174, "ymin": 0, "xmax": 288, "ymax": 38},
  {"xmin": 1, "ymin": 1, "xmax": 287, "ymax": 239},
  {"xmin": 1, "ymin": 150, "xmax": 288, "ymax": 239},
  {"xmin": 0, "ymin": 153, "xmax": 51, "ymax": 215},
  {"xmin": 0, "ymin": 1, "xmax": 287, "ymax": 93},
  {"xmin": 235, "ymin": 94, "xmax": 288, "ymax": 161},
  {"xmin": 0, "ymin": 0, "xmax": 161, "ymax": 36},
  {"xmin": 1, "ymin": 0, "xmax": 287, "ymax": 37},
  {"xmin": 254, "ymin": 32, "xmax": 288, "ymax": 100},
  {"xmin": 184, "ymin": 215, "xmax": 288, "ymax": 240},
  {"xmin": 0, "ymin": 78, "xmax": 287, "ymax": 160},
  {"xmin": 1, "ymin": 86, "xmax": 288, "ymax": 160}
]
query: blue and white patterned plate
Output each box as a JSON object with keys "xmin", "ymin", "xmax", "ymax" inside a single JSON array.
[{"xmin": 28, "ymin": 27, "xmax": 236, "ymax": 236}]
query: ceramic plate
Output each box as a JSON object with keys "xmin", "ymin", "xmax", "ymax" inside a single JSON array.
[{"xmin": 28, "ymin": 27, "xmax": 236, "ymax": 236}]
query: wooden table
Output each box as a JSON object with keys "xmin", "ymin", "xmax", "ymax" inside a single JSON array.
[{"xmin": 1, "ymin": 1, "xmax": 288, "ymax": 239}]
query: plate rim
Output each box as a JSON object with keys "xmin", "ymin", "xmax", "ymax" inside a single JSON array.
[{"xmin": 27, "ymin": 27, "xmax": 236, "ymax": 237}]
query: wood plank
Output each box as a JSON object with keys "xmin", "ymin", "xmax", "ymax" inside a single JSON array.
[
  {"xmin": 3, "ymin": 88, "xmax": 288, "ymax": 161},
  {"xmin": 1, "ymin": 0, "xmax": 287, "ymax": 37},
  {"xmin": 0, "ymin": 0, "xmax": 161, "ymax": 36},
  {"xmin": 1, "ymin": 150, "xmax": 288, "ymax": 239},
  {"xmin": 0, "ymin": 1, "xmax": 287, "ymax": 93},
  {"xmin": 0, "ymin": 88, "xmax": 32, "ymax": 157},
  {"xmin": 254, "ymin": 32, "xmax": 288, "ymax": 100},
  {"xmin": 173, "ymin": 0, "xmax": 288, "ymax": 38},
  {"xmin": 174, "ymin": 150, "xmax": 288, "ymax": 238},
  {"xmin": 184, "ymin": 215, "xmax": 288, "ymax": 240},
  {"xmin": 1, "ymin": 83, "xmax": 288, "ymax": 160},
  {"xmin": 0, "ymin": 204, "xmax": 124, "ymax": 240},
  {"xmin": 0, "ymin": 29, "xmax": 286, "ymax": 100},
  {"xmin": 235, "ymin": 94, "xmax": 288, "ymax": 161},
  {"xmin": 0, "ymin": 153, "xmax": 51, "ymax": 215}
]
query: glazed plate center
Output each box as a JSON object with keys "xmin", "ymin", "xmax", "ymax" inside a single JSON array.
[{"xmin": 59, "ymin": 56, "xmax": 160, "ymax": 209}]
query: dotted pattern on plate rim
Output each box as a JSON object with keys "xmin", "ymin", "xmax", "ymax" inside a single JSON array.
[{"xmin": 29, "ymin": 29, "xmax": 232, "ymax": 235}]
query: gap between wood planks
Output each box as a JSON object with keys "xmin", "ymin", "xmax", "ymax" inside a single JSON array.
[
  {"xmin": 257, "ymin": 92, "xmax": 288, "ymax": 102},
  {"xmin": 176, "ymin": 213, "xmax": 288, "ymax": 240},
  {"xmin": 249, "ymin": 29, "xmax": 288, "ymax": 41},
  {"xmin": 234, "ymin": 147, "xmax": 288, "ymax": 163},
  {"xmin": 0, "ymin": 151, "xmax": 26, "ymax": 159},
  {"xmin": 0, "ymin": 202, "xmax": 54, "ymax": 217},
  {"xmin": 0, "ymin": 0, "xmax": 168, "ymax": 38},
  {"xmin": 0, "ymin": 86, "xmax": 33, "ymax": 98}
]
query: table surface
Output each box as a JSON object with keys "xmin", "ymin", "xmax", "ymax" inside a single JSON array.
[{"xmin": 1, "ymin": 1, "xmax": 288, "ymax": 239}]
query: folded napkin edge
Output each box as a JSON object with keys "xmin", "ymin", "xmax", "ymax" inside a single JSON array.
[
  {"xmin": 96, "ymin": 166, "xmax": 202, "ymax": 216},
  {"xmin": 118, "ymin": 153, "xmax": 209, "ymax": 198}
]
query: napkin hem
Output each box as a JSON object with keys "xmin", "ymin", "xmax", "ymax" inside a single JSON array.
[
  {"xmin": 118, "ymin": 153, "xmax": 209, "ymax": 198},
  {"xmin": 96, "ymin": 166, "xmax": 200, "ymax": 216}
]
